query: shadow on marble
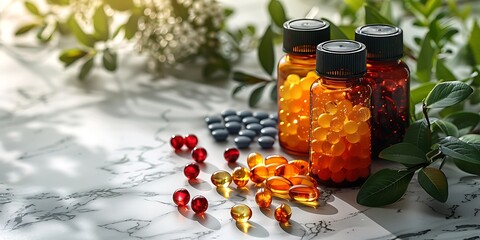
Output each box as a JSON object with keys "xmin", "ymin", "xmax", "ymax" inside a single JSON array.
[
  {"xmin": 188, "ymin": 178, "xmax": 212, "ymax": 191},
  {"xmin": 260, "ymin": 205, "xmax": 275, "ymax": 219},
  {"xmin": 198, "ymin": 162, "xmax": 219, "ymax": 174},
  {"xmin": 280, "ymin": 220, "xmax": 307, "ymax": 237},
  {"xmin": 235, "ymin": 221, "xmax": 270, "ymax": 238},
  {"xmin": 177, "ymin": 206, "xmax": 221, "ymax": 230},
  {"xmin": 216, "ymin": 187, "xmax": 247, "ymax": 202}
]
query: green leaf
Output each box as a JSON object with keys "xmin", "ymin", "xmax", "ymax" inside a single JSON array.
[
  {"xmin": 25, "ymin": 1, "xmax": 42, "ymax": 16},
  {"xmin": 258, "ymin": 26, "xmax": 275, "ymax": 76},
  {"xmin": 459, "ymin": 134, "xmax": 480, "ymax": 149},
  {"xmin": 15, "ymin": 23, "xmax": 39, "ymax": 36},
  {"xmin": 365, "ymin": 5, "xmax": 393, "ymax": 25},
  {"xmin": 418, "ymin": 167, "xmax": 448, "ymax": 202},
  {"xmin": 104, "ymin": 0, "xmax": 134, "ymax": 11},
  {"xmin": 404, "ymin": 120, "xmax": 432, "ymax": 153},
  {"xmin": 224, "ymin": 8, "xmax": 234, "ymax": 18},
  {"xmin": 268, "ymin": 0, "xmax": 287, "ymax": 29},
  {"xmin": 79, "ymin": 57, "xmax": 94, "ymax": 80},
  {"xmin": 233, "ymin": 71, "xmax": 271, "ymax": 84},
  {"xmin": 93, "ymin": 5, "xmax": 109, "ymax": 41},
  {"xmin": 249, "ymin": 84, "xmax": 267, "ymax": 107},
  {"xmin": 432, "ymin": 119, "xmax": 459, "ymax": 137},
  {"xmin": 436, "ymin": 59, "xmax": 456, "ymax": 81},
  {"xmin": 411, "ymin": 82, "xmax": 436, "ymax": 105},
  {"xmin": 232, "ymin": 84, "xmax": 246, "ymax": 97},
  {"xmin": 452, "ymin": 134, "xmax": 480, "ymax": 175},
  {"xmin": 468, "ymin": 21, "xmax": 480, "ymax": 66},
  {"xmin": 322, "ymin": 19, "xmax": 349, "ymax": 40},
  {"xmin": 59, "ymin": 48, "xmax": 88, "ymax": 67},
  {"xmin": 67, "ymin": 15, "xmax": 95, "ymax": 47},
  {"xmin": 425, "ymin": 81, "xmax": 474, "ymax": 108},
  {"xmin": 357, "ymin": 168, "xmax": 415, "ymax": 207},
  {"xmin": 124, "ymin": 12, "xmax": 140, "ymax": 40},
  {"xmin": 270, "ymin": 82, "xmax": 277, "ymax": 102},
  {"xmin": 444, "ymin": 112, "xmax": 480, "ymax": 133},
  {"xmin": 345, "ymin": 0, "xmax": 365, "ymax": 12},
  {"xmin": 36, "ymin": 24, "xmax": 54, "ymax": 43},
  {"xmin": 47, "ymin": 0, "xmax": 69, "ymax": 6},
  {"xmin": 170, "ymin": 0, "xmax": 188, "ymax": 19},
  {"xmin": 424, "ymin": 0, "xmax": 441, "ymax": 18},
  {"xmin": 416, "ymin": 34, "xmax": 436, "ymax": 82},
  {"xmin": 439, "ymin": 136, "xmax": 480, "ymax": 165},
  {"xmin": 379, "ymin": 143, "xmax": 428, "ymax": 165},
  {"xmin": 102, "ymin": 49, "xmax": 117, "ymax": 71}
]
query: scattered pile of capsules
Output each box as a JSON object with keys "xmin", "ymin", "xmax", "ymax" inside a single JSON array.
[
  {"xmin": 171, "ymin": 134, "xmax": 321, "ymax": 224},
  {"xmin": 205, "ymin": 109, "xmax": 279, "ymax": 149}
]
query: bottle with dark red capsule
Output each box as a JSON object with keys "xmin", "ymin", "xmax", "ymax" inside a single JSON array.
[{"xmin": 355, "ymin": 24, "xmax": 410, "ymax": 159}]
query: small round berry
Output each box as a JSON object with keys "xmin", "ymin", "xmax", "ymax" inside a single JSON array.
[
  {"xmin": 170, "ymin": 135, "xmax": 184, "ymax": 150},
  {"xmin": 184, "ymin": 163, "xmax": 200, "ymax": 180},
  {"xmin": 172, "ymin": 188, "xmax": 190, "ymax": 206},
  {"xmin": 184, "ymin": 134, "xmax": 198, "ymax": 149},
  {"xmin": 224, "ymin": 148, "xmax": 240, "ymax": 163},
  {"xmin": 191, "ymin": 147, "xmax": 208, "ymax": 163},
  {"xmin": 191, "ymin": 195, "xmax": 208, "ymax": 214}
]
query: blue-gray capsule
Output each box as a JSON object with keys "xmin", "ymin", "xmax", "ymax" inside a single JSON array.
[
  {"xmin": 237, "ymin": 110, "xmax": 253, "ymax": 119},
  {"xmin": 208, "ymin": 123, "xmax": 225, "ymax": 131},
  {"xmin": 258, "ymin": 136, "xmax": 275, "ymax": 149},
  {"xmin": 212, "ymin": 129, "xmax": 229, "ymax": 142},
  {"xmin": 224, "ymin": 115, "xmax": 241, "ymax": 123},
  {"xmin": 260, "ymin": 127, "xmax": 277, "ymax": 138},
  {"xmin": 238, "ymin": 129, "xmax": 257, "ymax": 139},
  {"xmin": 260, "ymin": 118, "xmax": 277, "ymax": 128},
  {"xmin": 269, "ymin": 113, "xmax": 278, "ymax": 122},
  {"xmin": 246, "ymin": 123, "xmax": 263, "ymax": 134},
  {"xmin": 221, "ymin": 109, "xmax": 237, "ymax": 118},
  {"xmin": 225, "ymin": 121, "xmax": 242, "ymax": 134},
  {"xmin": 253, "ymin": 111, "xmax": 269, "ymax": 120},
  {"xmin": 242, "ymin": 116, "xmax": 260, "ymax": 125},
  {"xmin": 205, "ymin": 115, "xmax": 222, "ymax": 125},
  {"xmin": 234, "ymin": 136, "xmax": 252, "ymax": 149}
]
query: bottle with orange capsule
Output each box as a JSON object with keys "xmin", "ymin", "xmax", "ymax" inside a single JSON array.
[
  {"xmin": 355, "ymin": 24, "xmax": 410, "ymax": 159},
  {"xmin": 278, "ymin": 19, "xmax": 330, "ymax": 156},
  {"xmin": 309, "ymin": 40, "xmax": 372, "ymax": 187}
]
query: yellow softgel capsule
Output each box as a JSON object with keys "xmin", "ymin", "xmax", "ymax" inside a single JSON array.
[
  {"xmin": 265, "ymin": 155, "xmax": 288, "ymax": 165},
  {"xmin": 289, "ymin": 84, "xmax": 303, "ymax": 100},
  {"xmin": 357, "ymin": 107, "xmax": 371, "ymax": 122},
  {"xmin": 211, "ymin": 170, "xmax": 232, "ymax": 188},
  {"xmin": 265, "ymin": 176, "xmax": 293, "ymax": 195},
  {"xmin": 286, "ymin": 74, "xmax": 300, "ymax": 85},
  {"xmin": 357, "ymin": 121, "xmax": 370, "ymax": 135},
  {"xmin": 289, "ymin": 185, "xmax": 320, "ymax": 202},
  {"xmin": 300, "ymin": 76, "xmax": 316, "ymax": 91},
  {"xmin": 230, "ymin": 204, "xmax": 252, "ymax": 223},
  {"xmin": 344, "ymin": 121, "xmax": 358, "ymax": 134},
  {"xmin": 247, "ymin": 152, "xmax": 264, "ymax": 169},
  {"xmin": 317, "ymin": 113, "xmax": 334, "ymax": 128},
  {"xmin": 324, "ymin": 101, "xmax": 337, "ymax": 114},
  {"xmin": 255, "ymin": 188, "xmax": 273, "ymax": 208},
  {"xmin": 232, "ymin": 167, "xmax": 250, "ymax": 188},
  {"xmin": 274, "ymin": 204, "xmax": 292, "ymax": 223}
]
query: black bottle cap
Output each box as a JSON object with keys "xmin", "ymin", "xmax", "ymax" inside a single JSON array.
[
  {"xmin": 283, "ymin": 19, "xmax": 330, "ymax": 54},
  {"xmin": 355, "ymin": 24, "xmax": 403, "ymax": 60},
  {"xmin": 316, "ymin": 40, "xmax": 367, "ymax": 78}
]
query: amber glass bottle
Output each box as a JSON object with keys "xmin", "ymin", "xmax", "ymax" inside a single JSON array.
[
  {"xmin": 309, "ymin": 40, "xmax": 371, "ymax": 187},
  {"xmin": 278, "ymin": 19, "xmax": 330, "ymax": 156},
  {"xmin": 355, "ymin": 25, "xmax": 410, "ymax": 159}
]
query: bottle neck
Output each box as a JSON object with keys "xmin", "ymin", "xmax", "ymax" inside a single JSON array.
[
  {"xmin": 285, "ymin": 53, "xmax": 316, "ymax": 64},
  {"xmin": 367, "ymin": 58, "xmax": 402, "ymax": 65},
  {"xmin": 320, "ymin": 76, "xmax": 363, "ymax": 88}
]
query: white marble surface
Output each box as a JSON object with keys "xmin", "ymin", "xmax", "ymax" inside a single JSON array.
[{"xmin": 1, "ymin": 1, "xmax": 480, "ymax": 239}]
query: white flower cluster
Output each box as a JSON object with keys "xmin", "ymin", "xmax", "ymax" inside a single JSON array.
[{"xmin": 136, "ymin": 0, "xmax": 225, "ymax": 65}]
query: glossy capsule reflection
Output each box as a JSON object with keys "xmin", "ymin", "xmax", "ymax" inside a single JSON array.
[
  {"xmin": 265, "ymin": 176, "xmax": 293, "ymax": 195},
  {"xmin": 264, "ymin": 155, "xmax": 288, "ymax": 165},
  {"xmin": 232, "ymin": 167, "xmax": 250, "ymax": 188},
  {"xmin": 289, "ymin": 185, "xmax": 320, "ymax": 202},
  {"xmin": 250, "ymin": 165, "xmax": 268, "ymax": 184},
  {"xmin": 288, "ymin": 175, "xmax": 318, "ymax": 188},
  {"xmin": 210, "ymin": 170, "xmax": 232, "ymax": 188},
  {"xmin": 274, "ymin": 204, "xmax": 292, "ymax": 223},
  {"xmin": 274, "ymin": 163, "xmax": 300, "ymax": 179},
  {"xmin": 255, "ymin": 188, "xmax": 273, "ymax": 208},
  {"xmin": 288, "ymin": 160, "xmax": 310, "ymax": 175},
  {"xmin": 266, "ymin": 163, "xmax": 281, "ymax": 177},
  {"xmin": 230, "ymin": 204, "xmax": 252, "ymax": 223},
  {"xmin": 247, "ymin": 152, "xmax": 264, "ymax": 169}
]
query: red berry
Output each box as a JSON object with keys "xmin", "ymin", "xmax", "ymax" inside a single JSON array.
[
  {"xmin": 172, "ymin": 188, "xmax": 190, "ymax": 206},
  {"xmin": 191, "ymin": 195, "xmax": 208, "ymax": 214},
  {"xmin": 184, "ymin": 134, "xmax": 198, "ymax": 149},
  {"xmin": 184, "ymin": 163, "xmax": 200, "ymax": 180},
  {"xmin": 191, "ymin": 147, "xmax": 207, "ymax": 163},
  {"xmin": 170, "ymin": 135, "xmax": 185, "ymax": 150},
  {"xmin": 224, "ymin": 148, "xmax": 240, "ymax": 163}
]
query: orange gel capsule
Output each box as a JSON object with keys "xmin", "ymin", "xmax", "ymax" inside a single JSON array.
[
  {"xmin": 247, "ymin": 152, "xmax": 264, "ymax": 169},
  {"xmin": 250, "ymin": 165, "xmax": 268, "ymax": 184},
  {"xmin": 265, "ymin": 163, "xmax": 281, "ymax": 177},
  {"xmin": 264, "ymin": 155, "xmax": 288, "ymax": 165},
  {"xmin": 288, "ymin": 175, "xmax": 318, "ymax": 188},
  {"xmin": 274, "ymin": 164, "xmax": 300, "ymax": 179},
  {"xmin": 289, "ymin": 185, "xmax": 320, "ymax": 202},
  {"xmin": 232, "ymin": 167, "xmax": 250, "ymax": 188},
  {"xmin": 274, "ymin": 204, "xmax": 292, "ymax": 223},
  {"xmin": 255, "ymin": 188, "xmax": 273, "ymax": 208},
  {"xmin": 288, "ymin": 160, "xmax": 309, "ymax": 175},
  {"xmin": 265, "ymin": 176, "xmax": 293, "ymax": 195}
]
